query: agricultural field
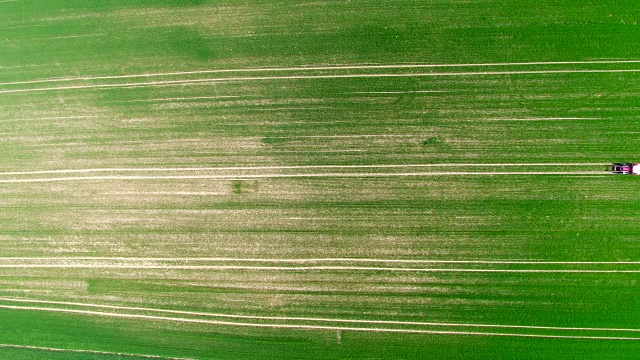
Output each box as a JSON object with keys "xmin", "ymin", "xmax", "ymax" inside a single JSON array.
[{"xmin": 1, "ymin": 1, "xmax": 640, "ymax": 359}]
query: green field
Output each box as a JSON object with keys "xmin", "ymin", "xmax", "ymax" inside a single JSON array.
[{"xmin": 1, "ymin": 1, "xmax": 640, "ymax": 359}]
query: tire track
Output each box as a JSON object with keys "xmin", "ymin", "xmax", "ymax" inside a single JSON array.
[
  {"xmin": 0, "ymin": 343, "xmax": 178, "ymax": 359},
  {"xmin": 2, "ymin": 69, "xmax": 640, "ymax": 94},
  {"xmin": 1, "ymin": 297, "xmax": 639, "ymax": 334},
  {"xmin": 0, "ymin": 172, "xmax": 608, "ymax": 183},
  {"xmin": 4, "ymin": 59, "xmax": 640, "ymax": 86},
  {"xmin": 0, "ymin": 264, "xmax": 637, "ymax": 272},
  {"xmin": 0, "ymin": 163, "xmax": 609, "ymax": 176},
  {"xmin": 1, "ymin": 304, "xmax": 639, "ymax": 341}
]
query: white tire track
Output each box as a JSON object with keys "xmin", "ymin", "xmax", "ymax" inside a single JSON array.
[
  {"xmin": 0, "ymin": 343, "xmax": 177, "ymax": 359},
  {"xmin": 2, "ymin": 69, "xmax": 640, "ymax": 94},
  {"xmin": 1, "ymin": 297, "xmax": 638, "ymax": 334},
  {"xmin": 0, "ymin": 304, "xmax": 638, "ymax": 341},
  {"xmin": 0, "ymin": 163, "xmax": 608, "ymax": 176},
  {"xmin": 0, "ymin": 172, "xmax": 607, "ymax": 183},
  {"xmin": 4, "ymin": 59, "xmax": 640, "ymax": 86}
]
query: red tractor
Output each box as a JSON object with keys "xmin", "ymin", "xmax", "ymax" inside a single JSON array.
[{"xmin": 611, "ymin": 163, "xmax": 640, "ymax": 175}]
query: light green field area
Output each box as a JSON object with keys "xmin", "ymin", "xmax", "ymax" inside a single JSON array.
[{"xmin": 1, "ymin": 1, "xmax": 640, "ymax": 359}]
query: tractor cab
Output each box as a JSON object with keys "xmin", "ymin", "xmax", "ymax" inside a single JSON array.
[{"xmin": 611, "ymin": 163, "xmax": 640, "ymax": 175}]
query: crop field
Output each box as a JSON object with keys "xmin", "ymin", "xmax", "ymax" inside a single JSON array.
[{"xmin": 1, "ymin": 1, "xmax": 640, "ymax": 359}]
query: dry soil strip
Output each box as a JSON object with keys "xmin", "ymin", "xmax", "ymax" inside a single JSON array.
[
  {"xmin": 116, "ymin": 95, "xmax": 246, "ymax": 103},
  {"xmin": 0, "ymin": 264, "xmax": 637, "ymax": 272},
  {"xmin": 5, "ymin": 59, "xmax": 640, "ymax": 86},
  {"xmin": 0, "ymin": 115, "xmax": 98, "ymax": 123},
  {"xmin": 0, "ymin": 297, "xmax": 638, "ymax": 334},
  {"xmin": 0, "ymin": 304, "xmax": 638, "ymax": 341},
  {"xmin": 2, "ymin": 69, "xmax": 640, "ymax": 94},
  {"xmin": 483, "ymin": 117, "xmax": 603, "ymax": 121},
  {"xmin": 2, "ymin": 258, "xmax": 637, "ymax": 264}
]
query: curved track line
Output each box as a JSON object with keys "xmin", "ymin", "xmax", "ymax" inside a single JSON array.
[
  {"xmin": 0, "ymin": 304, "xmax": 638, "ymax": 341},
  {"xmin": 0, "ymin": 343, "xmax": 175, "ymax": 359},
  {"xmin": 0, "ymin": 297, "xmax": 638, "ymax": 334},
  {"xmin": 4, "ymin": 59, "xmax": 640, "ymax": 86},
  {"xmin": 2, "ymin": 69, "xmax": 640, "ymax": 94}
]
